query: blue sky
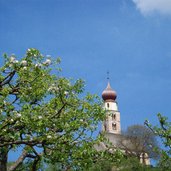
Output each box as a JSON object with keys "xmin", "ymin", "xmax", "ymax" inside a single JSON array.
[{"xmin": 1, "ymin": 0, "xmax": 171, "ymax": 133}]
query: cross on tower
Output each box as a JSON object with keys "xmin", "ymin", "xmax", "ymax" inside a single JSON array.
[{"xmin": 107, "ymin": 71, "xmax": 109, "ymax": 80}]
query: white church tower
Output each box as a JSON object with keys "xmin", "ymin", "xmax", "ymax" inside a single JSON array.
[{"xmin": 102, "ymin": 81, "xmax": 121, "ymax": 134}]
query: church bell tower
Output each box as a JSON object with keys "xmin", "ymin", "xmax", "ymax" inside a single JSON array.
[{"xmin": 102, "ymin": 81, "xmax": 121, "ymax": 134}]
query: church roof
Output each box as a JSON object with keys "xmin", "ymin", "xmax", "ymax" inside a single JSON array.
[
  {"xmin": 102, "ymin": 82, "xmax": 117, "ymax": 101},
  {"xmin": 94, "ymin": 133, "xmax": 123, "ymax": 151}
]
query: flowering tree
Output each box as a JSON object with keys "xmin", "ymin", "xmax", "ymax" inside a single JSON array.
[
  {"xmin": 145, "ymin": 114, "xmax": 171, "ymax": 170},
  {"xmin": 0, "ymin": 49, "xmax": 117, "ymax": 171}
]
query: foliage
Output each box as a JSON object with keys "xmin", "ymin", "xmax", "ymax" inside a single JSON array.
[
  {"xmin": 118, "ymin": 157, "xmax": 160, "ymax": 171},
  {"xmin": 81, "ymin": 157, "xmax": 159, "ymax": 171},
  {"xmin": 0, "ymin": 48, "xmax": 116, "ymax": 170},
  {"xmin": 45, "ymin": 163, "xmax": 62, "ymax": 171},
  {"xmin": 44, "ymin": 149, "xmax": 123, "ymax": 171},
  {"xmin": 145, "ymin": 113, "xmax": 171, "ymax": 171},
  {"xmin": 85, "ymin": 160, "xmax": 114, "ymax": 171}
]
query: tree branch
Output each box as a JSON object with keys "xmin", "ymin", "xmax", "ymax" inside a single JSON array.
[
  {"xmin": 1, "ymin": 71, "xmax": 15, "ymax": 86},
  {"xmin": 8, "ymin": 148, "xmax": 28, "ymax": 171}
]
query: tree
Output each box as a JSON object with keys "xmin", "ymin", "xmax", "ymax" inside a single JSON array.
[
  {"xmin": 82, "ymin": 156, "xmax": 160, "ymax": 171},
  {"xmin": 117, "ymin": 125, "xmax": 159, "ymax": 164},
  {"xmin": 145, "ymin": 113, "xmax": 171, "ymax": 170},
  {"xmin": 44, "ymin": 149, "xmax": 123, "ymax": 171},
  {"xmin": 0, "ymin": 48, "xmax": 118, "ymax": 171},
  {"xmin": 118, "ymin": 157, "xmax": 159, "ymax": 171}
]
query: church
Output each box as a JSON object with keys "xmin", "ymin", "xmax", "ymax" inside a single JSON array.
[{"xmin": 95, "ymin": 80, "xmax": 150, "ymax": 165}]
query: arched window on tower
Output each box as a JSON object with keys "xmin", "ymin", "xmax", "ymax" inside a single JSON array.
[
  {"xmin": 107, "ymin": 103, "xmax": 109, "ymax": 108},
  {"xmin": 112, "ymin": 114, "xmax": 116, "ymax": 120},
  {"xmin": 112, "ymin": 123, "xmax": 116, "ymax": 130}
]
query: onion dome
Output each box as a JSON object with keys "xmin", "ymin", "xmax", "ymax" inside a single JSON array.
[{"xmin": 102, "ymin": 82, "xmax": 117, "ymax": 101}]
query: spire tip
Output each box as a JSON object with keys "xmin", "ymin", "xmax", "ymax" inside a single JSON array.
[{"xmin": 107, "ymin": 71, "xmax": 109, "ymax": 81}]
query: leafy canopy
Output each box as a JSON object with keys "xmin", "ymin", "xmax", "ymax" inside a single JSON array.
[{"xmin": 0, "ymin": 49, "xmax": 116, "ymax": 170}]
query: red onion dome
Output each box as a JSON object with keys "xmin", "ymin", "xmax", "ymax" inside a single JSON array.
[{"xmin": 102, "ymin": 82, "xmax": 117, "ymax": 101}]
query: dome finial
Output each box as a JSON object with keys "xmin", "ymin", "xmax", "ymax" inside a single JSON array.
[
  {"xmin": 107, "ymin": 71, "xmax": 109, "ymax": 81},
  {"xmin": 102, "ymin": 74, "xmax": 117, "ymax": 101}
]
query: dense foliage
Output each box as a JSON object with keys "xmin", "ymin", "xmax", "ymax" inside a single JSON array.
[{"xmin": 0, "ymin": 49, "xmax": 121, "ymax": 171}]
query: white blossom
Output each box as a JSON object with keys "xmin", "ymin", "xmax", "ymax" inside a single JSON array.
[
  {"xmin": 35, "ymin": 63, "xmax": 42, "ymax": 68},
  {"xmin": 48, "ymin": 87, "xmax": 52, "ymax": 92},
  {"xmin": 21, "ymin": 60, "xmax": 27, "ymax": 66},
  {"xmin": 10, "ymin": 119, "xmax": 14, "ymax": 122},
  {"xmin": 9, "ymin": 56, "xmax": 19, "ymax": 64},
  {"xmin": 47, "ymin": 135, "xmax": 52, "ymax": 139},
  {"xmin": 72, "ymin": 141, "xmax": 78, "ymax": 145},
  {"xmin": 16, "ymin": 113, "xmax": 21, "ymax": 117},
  {"xmin": 48, "ymin": 84, "xmax": 59, "ymax": 92},
  {"xmin": 43, "ymin": 59, "xmax": 51, "ymax": 66},
  {"xmin": 3, "ymin": 100, "xmax": 7, "ymax": 105},
  {"xmin": 23, "ymin": 66, "xmax": 27, "ymax": 70},
  {"xmin": 38, "ymin": 116, "xmax": 42, "ymax": 119},
  {"xmin": 64, "ymin": 91, "xmax": 69, "ymax": 95},
  {"xmin": 10, "ymin": 56, "xmax": 16, "ymax": 62},
  {"xmin": 13, "ymin": 60, "xmax": 19, "ymax": 64}
]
